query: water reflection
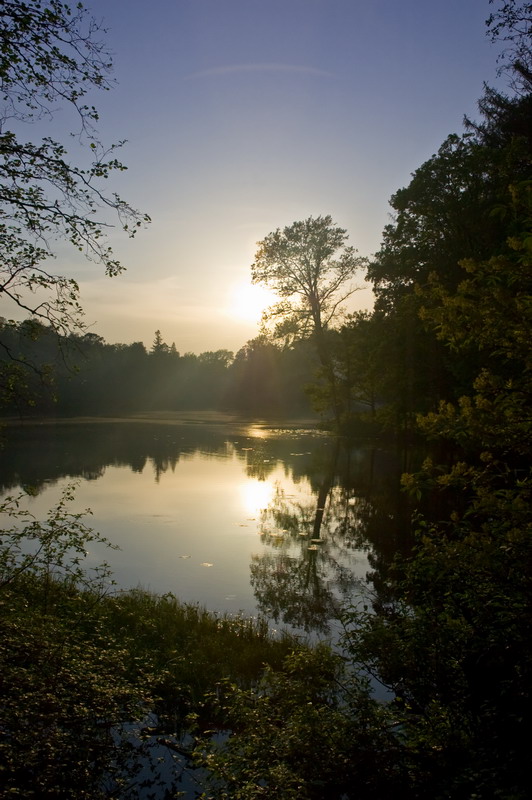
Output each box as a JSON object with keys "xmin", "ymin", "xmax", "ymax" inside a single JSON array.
[
  {"xmin": 0, "ymin": 418, "xmax": 412, "ymax": 639},
  {"xmin": 239, "ymin": 480, "xmax": 275, "ymax": 517},
  {"xmin": 251, "ymin": 442, "xmax": 369, "ymax": 634}
]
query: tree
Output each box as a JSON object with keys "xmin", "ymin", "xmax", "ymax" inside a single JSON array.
[
  {"xmin": 367, "ymin": 132, "xmax": 508, "ymax": 312},
  {"xmin": 343, "ymin": 248, "xmax": 532, "ymax": 799},
  {"xmin": 487, "ymin": 0, "xmax": 532, "ymax": 92},
  {"xmin": 307, "ymin": 312, "xmax": 383, "ymax": 429},
  {"xmin": 338, "ymin": 82, "xmax": 532, "ymax": 798},
  {"xmin": 150, "ymin": 329, "xmax": 169, "ymax": 355},
  {"xmin": 361, "ymin": 87, "xmax": 532, "ymax": 435},
  {"xmin": 252, "ymin": 215, "xmax": 365, "ymax": 338},
  {"xmin": 0, "ymin": 1, "xmax": 149, "ymax": 341},
  {"xmin": 252, "ymin": 215, "xmax": 366, "ymax": 424}
]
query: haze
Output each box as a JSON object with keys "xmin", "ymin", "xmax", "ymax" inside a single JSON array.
[{"xmin": 2, "ymin": 0, "xmax": 500, "ymax": 354}]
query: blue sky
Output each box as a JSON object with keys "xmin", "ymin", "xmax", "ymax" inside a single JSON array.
[{"xmin": 6, "ymin": 0, "xmax": 504, "ymax": 353}]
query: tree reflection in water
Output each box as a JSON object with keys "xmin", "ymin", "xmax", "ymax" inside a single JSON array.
[
  {"xmin": 250, "ymin": 442, "xmax": 371, "ymax": 636},
  {"xmin": 0, "ymin": 419, "xmax": 415, "ymax": 636}
]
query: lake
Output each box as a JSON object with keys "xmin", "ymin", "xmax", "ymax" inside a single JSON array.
[{"xmin": 0, "ymin": 414, "xmax": 410, "ymax": 640}]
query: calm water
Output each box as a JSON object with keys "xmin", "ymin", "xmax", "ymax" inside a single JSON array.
[{"xmin": 0, "ymin": 415, "xmax": 409, "ymax": 639}]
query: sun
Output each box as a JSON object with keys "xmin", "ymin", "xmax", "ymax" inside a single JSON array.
[{"xmin": 226, "ymin": 282, "xmax": 276, "ymax": 323}]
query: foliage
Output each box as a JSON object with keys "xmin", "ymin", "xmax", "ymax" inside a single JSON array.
[
  {"xmin": 337, "ymin": 120, "xmax": 532, "ymax": 797},
  {"xmin": 487, "ymin": 0, "xmax": 532, "ymax": 91},
  {"xmin": 345, "ymin": 87, "xmax": 532, "ymax": 438},
  {"xmin": 341, "ymin": 495, "xmax": 532, "ymax": 798},
  {"xmin": 103, "ymin": 589, "xmax": 297, "ymax": 733},
  {"xmin": 252, "ymin": 215, "xmax": 367, "ymax": 424},
  {"xmin": 226, "ymin": 335, "xmax": 315, "ymax": 417},
  {"xmin": 252, "ymin": 215, "xmax": 366, "ymax": 340},
  {"xmin": 0, "ymin": 486, "xmax": 155, "ymax": 798},
  {"xmin": 191, "ymin": 646, "xmax": 400, "ymax": 800},
  {"xmin": 0, "ymin": 323, "xmax": 319, "ymax": 417},
  {"xmin": 0, "ymin": 0, "xmax": 149, "ymax": 374},
  {"xmin": 0, "ymin": 484, "xmax": 303, "ymax": 798},
  {"xmin": 343, "ymin": 407, "xmax": 532, "ymax": 798}
]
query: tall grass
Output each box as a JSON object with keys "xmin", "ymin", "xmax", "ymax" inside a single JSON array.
[
  {"xmin": 0, "ymin": 487, "xmax": 303, "ymax": 797},
  {"xmin": 99, "ymin": 587, "xmax": 300, "ymax": 730}
]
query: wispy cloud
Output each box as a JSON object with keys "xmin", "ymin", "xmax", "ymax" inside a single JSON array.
[{"xmin": 185, "ymin": 63, "xmax": 334, "ymax": 80}]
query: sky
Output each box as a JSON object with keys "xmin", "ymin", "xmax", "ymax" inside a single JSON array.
[{"xmin": 4, "ymin": 0, "xmax": 503, "ymax": 354}]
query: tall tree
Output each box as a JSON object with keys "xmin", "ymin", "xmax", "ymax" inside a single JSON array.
[
  {"xmin": 252, "ymin": 215, "xmax": 365, "ymax": 338},
  {"xmin": 362, "ymin": 86, "xmax": 532, "ymax": 433},
  {"xmin": 252, "ymin": 215, "xmax": 366, "ymax": 424},
  {"xmin": 487, "ymin": 0, "xmax": 532, "ymax": 91},
  {"xmin": 0, "ymin": 1, "xmax": 149, "ymax": 341},
  {"xmin": 367, "ymin": 132, "xmax": 507, "ymax": 311},
  {"xmin": 150, "ymin": 329, "xmax": 169, "ymax": 355}
]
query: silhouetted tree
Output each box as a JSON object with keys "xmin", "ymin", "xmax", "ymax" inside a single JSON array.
[
  {"xmin": 252, "ymin": 215, "xmax": 367, "ymax": 425},
  {"xmin": 0, "ymin": 1, "xmax": 149, "ymax": 336},
  {"xmin": 151, "ymin": 330, "xmax": 169, "ymax": 355}
]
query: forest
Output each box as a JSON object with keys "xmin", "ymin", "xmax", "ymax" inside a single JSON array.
[
  {"xmin": 0, "ymin": 323, "xmax": 317, "ymax": 418},
  {"xmin": 1, "ymin": 0, "xmax": 532, "ymax": 798},
  {"xmin": 2, "ymin": 77, "xmax": 530, "ymax": 433}
]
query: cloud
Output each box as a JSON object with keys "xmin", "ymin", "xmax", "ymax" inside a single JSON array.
[{"xmin": 185, "ymin": 62, "xmax": 334, "ymax": 80}]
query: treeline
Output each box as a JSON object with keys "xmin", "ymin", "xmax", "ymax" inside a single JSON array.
[
  {"xmin": 2, "ymin": 3, "xmax": 532, "ymax": 795},
  {"xmin": 0, "ymin": 325, "xmax": 316, "ymax": 418},
  {"xmin": 311, "ymin": 86, "xmax": 532, "ymax": 441},
  {"xmin": 3, "ymin": 86, "xmax": 530, "ymax": 434},
  {"xmin": 186, "ymin": 84, "xmax": 532, "ymax": 798}
]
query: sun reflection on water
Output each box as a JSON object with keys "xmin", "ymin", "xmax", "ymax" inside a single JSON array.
[{"xmin": 240, "ymin": 479, "xmax": 275, "ymax": 517}]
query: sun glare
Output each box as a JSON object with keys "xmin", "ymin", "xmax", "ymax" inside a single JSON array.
[
  {"xmin": 227, "ymin": 282, "xmax": 276, "ymax": 323},
  {"xmin": 240, "ymin": 479, "xmax": 275, "ymax": 517}
]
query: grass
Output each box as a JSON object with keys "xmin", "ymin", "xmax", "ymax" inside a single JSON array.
[
  {"xmin": 0, "ymin": 567, "xmax": 303, "ymax": 798},
  {"xmin": 99, "ymin": 587, "xmax": 300, "ymax": 729}
]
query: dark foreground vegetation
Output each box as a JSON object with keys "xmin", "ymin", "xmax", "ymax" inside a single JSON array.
[
  {"xmin": 1, "ymin": 0, "xmax": 532, "ymax": 798},
  {"xmin": 0, "ymin": 491, "xmax": 299, "ymax": 798}
]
